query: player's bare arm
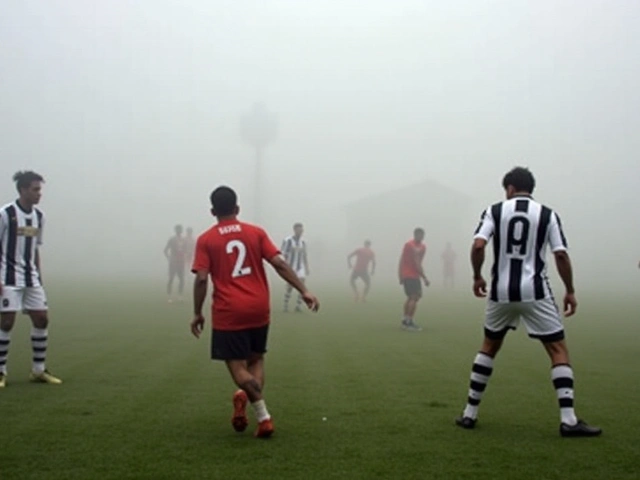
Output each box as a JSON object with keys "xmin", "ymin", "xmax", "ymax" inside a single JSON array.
[
  {"xmin": 269, "ymin": 255, "xmax": 319, "ymax": 311},
  {"xmin": 190, "ymin": 270, "xmax": 208, "ymax": 338},
  {"xmin": 471, "ymin": 238, "xmax": 487, "ymax": 297},
  {"xmin": 371, "ymin": 255, "xmax": 376, "ymax": 276},
  {"xmin": 553, "ymin": 250, "xmax": 577, "ymax": 317}
]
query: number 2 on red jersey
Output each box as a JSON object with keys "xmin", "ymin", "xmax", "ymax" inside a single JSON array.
[{"xmin": 226, "ymin": 240, "xmax": 252, "ymax": 278}]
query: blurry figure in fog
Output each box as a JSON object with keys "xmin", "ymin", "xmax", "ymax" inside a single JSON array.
[
  {"xmin": 347, "ymin": 240, "xmax": 376, "ymax": 302},
  {"xmin": 164, "ymin": 224, "xmax": 187, "ymax": 302},
  {"xmin": 281, "ymin": 223, "xmax": 309, "ymax": 313},
  {"xmin": 441, "ymin": 242, "xmax": 457, "ymax": 289},
  {"xmin": 398, "ymin": 228, "xmax": 430, "ymax": 331}
]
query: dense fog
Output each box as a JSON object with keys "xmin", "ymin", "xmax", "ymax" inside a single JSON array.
[{"xmin": 2, "ymin": 0, "xmax": 638, "ymax": 294}]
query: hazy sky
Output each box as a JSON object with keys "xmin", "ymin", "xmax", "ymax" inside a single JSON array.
[{"xmin": 1, "ymin": 0, "xmax": 638, "ymax": 287}]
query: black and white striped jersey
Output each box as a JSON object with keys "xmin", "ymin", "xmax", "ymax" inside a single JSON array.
[
  {"xmin": 281, "ymin": 235, "xmax": 307, "ymax": 273},
  {"xmin": 474, "ymin": 196, "xmax": 568, "ymax": 303},
  {"xmin": 0, "ymin": 201, "xmax": 44, "ymax": 287}
]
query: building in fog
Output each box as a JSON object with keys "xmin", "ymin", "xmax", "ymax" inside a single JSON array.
[{"xmin": 343, "ymin": 179, "xmax": 476, "ymax": 286}]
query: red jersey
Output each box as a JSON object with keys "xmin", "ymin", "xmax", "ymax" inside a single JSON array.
[
  {"xmin": 400, "ymin": 240, "xmax": 426, "ymax": 279},
  {"xmin": 351, "ymin": 247, "xmax": 375, "ymax": 273},
  {"xmin": 192, "ymin": 219, "xmax": 280, "ymax": 331}
]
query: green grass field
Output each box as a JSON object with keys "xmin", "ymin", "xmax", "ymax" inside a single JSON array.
[{"xmin": 1, "ymin": 281, "xmax": 638, "ymax": 480}]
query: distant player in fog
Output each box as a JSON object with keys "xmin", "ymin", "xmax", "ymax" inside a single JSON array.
[
  {"xmin": 348, "ymin": 240, "xmax": 376, "ymax": 302},
  {"xmin": 281, "ymin": 223, "xmax": 309, "ymax": 313},
  {"xmin": 398, "ymin": 228, "xmax": 430, "ymax": 331},
  {"xmin": 164, "ymin": 224, "xmax": 187, "ymax": 302}
]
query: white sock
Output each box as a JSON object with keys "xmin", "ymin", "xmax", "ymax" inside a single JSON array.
[
  {"xmin": 251, "ymin": 399, "xmax": 271, "ymax": 422},
  {"xmin": 31, "ymin": 327, "xmax": 48, "ymax": 374},
  {"xmin": 0, "ymin": 329, "xmax": 10, "ymax": 375}
]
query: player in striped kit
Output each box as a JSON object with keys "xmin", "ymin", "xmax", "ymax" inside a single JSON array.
[
  {"xmin": 0, "ymin": 171, "xmax": 62, "ymax": 388},
  {"xmin": 455, "ymin": 167, "xmax": 600, "ymax": 437},
  {"xmin": 281, "ymin": 223, "xmax": 309, "ymax": 313}
]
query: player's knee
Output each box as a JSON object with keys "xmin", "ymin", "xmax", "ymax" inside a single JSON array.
[
  {"xmin": 0, "ymin": 314, "xmax": 16, "ymax": 332},
  {"xmin": 543, "ymin": 339, "xmax": 569, "ymax": 362},
  {"xmin": 29, "ymin": 312, "xmax": 48, "ymax": 329},
  {"xmin": 481, "ymin": 338, "xmax": 503, "ymax": 356},
  {"xmin": 247, "ymin": 353, "xmax": 264, "ymax": 366}
]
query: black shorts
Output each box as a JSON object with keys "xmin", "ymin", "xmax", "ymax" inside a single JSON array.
[
  {"xmin": 211, "ymin": 325, "xmax": 269, "ymax": 361},
  {"xmin": 402, "ymin": 278, "xmax": 422, "ymax": 297},
  {"xmin": 351, "ymin": 271, "xmax": 370, "ymax": 283}
]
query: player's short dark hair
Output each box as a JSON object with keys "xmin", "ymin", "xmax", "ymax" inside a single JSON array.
[
  {"xmin": 13, "ymin": 171, "xmax": 44, "ymax": 193},
  {"xmin": 414, "ymin": 227, "xmax": 425, "ymax": 236},
  {"xmin": 210, "ymin": 186, "xmax": 237, "ymax": 216},
  {"xmin": 502, "ymin": 167, "xmax": 535, "ymax": 193},
  {"xmin": 293, "ymin": 222, "xmax": 303, "ymax": 229}
]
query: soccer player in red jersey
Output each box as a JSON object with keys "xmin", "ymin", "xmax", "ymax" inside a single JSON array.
[
  {"xmin": 347, "ymin": 240, "xmax": 376, "ymax": 302},
  {"xmin": 190, "ymin": 186, "xmax": 319, "ymax": 439},
  {"xmin": 398, "ymin": 228, "xmax": 430, "ymax": 331}
]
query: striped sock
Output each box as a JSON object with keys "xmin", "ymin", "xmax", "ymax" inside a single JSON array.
[
  {"xmin": 0, "ymin": 329, "xmax": 10, "ymax": 375},
  {"xmin": 31, "ymin": 327, "xmax": 48, "ymax": 374},
  {"xmin": 552, "ymin": 364, "xmax": 578, "ymax": 426},
  {"xmin": 462, "ymin": 352, "xmax": 494, "ymax": 420},
  {"xmin": 295, "ymin": 294, "xmax": 303, "ymax": 309}
]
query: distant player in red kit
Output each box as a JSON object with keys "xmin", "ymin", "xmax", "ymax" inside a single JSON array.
[
  {"xmin": 398, "ymin": 228, "xmax": 430, "ymax": 331},
  {"xmin": 190, "ymin": 186, "xmax": 320, "ymax": 439},
  {"xmin": 164, "ymin": 224, "xmax": 187, "ymax": 303},
  {"xmin": 441, "ymin": 242, "xmax": 457, "ymax": 290},
  {"xmin": 347, "ymin": 240, "xmax": 376, "ymax": 302}
]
